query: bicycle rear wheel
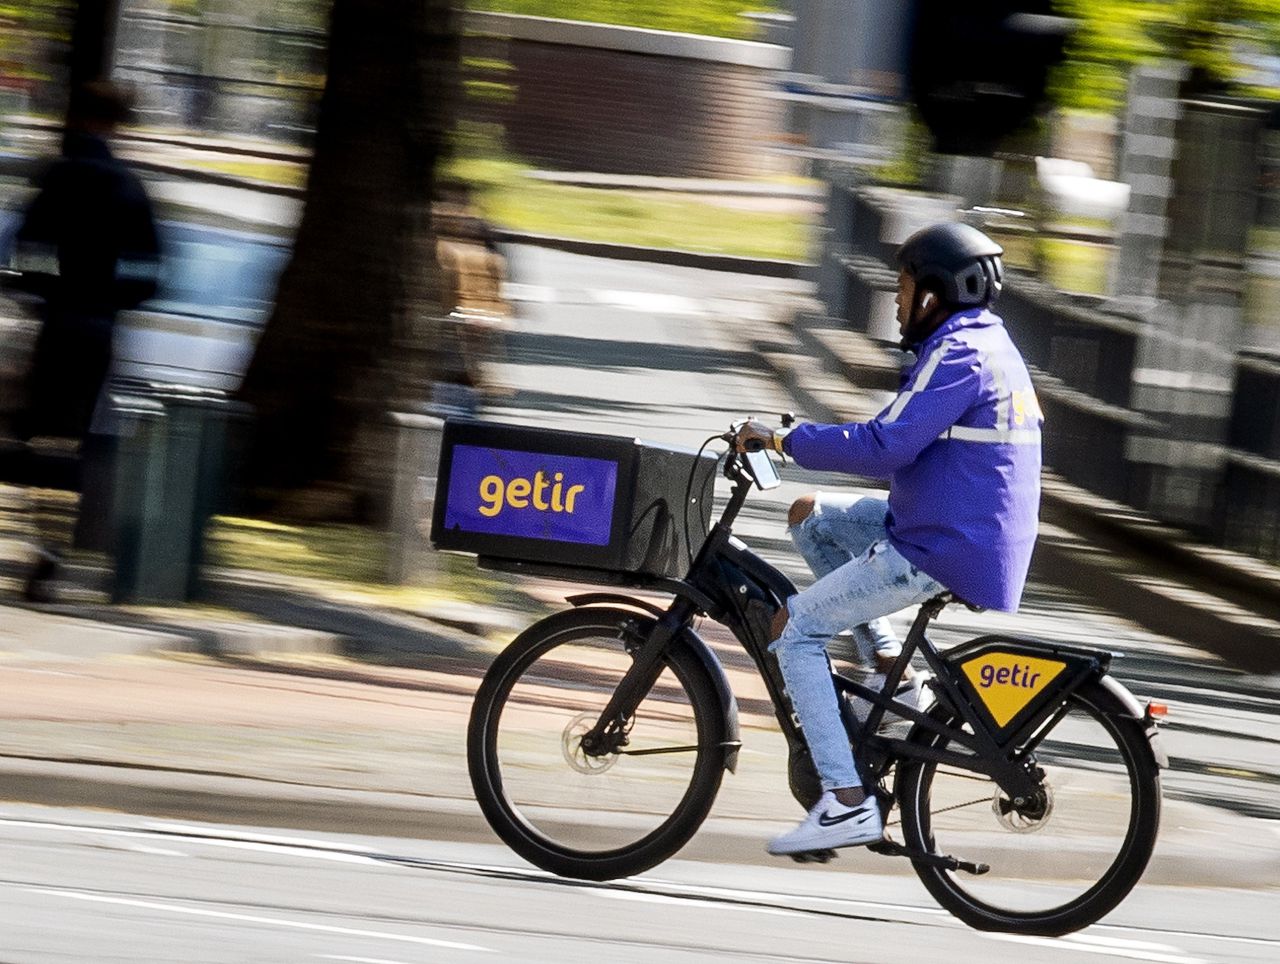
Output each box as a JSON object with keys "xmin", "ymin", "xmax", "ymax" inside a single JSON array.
[
  {"xmin": 467, "ymin": 607, "xmax": 728, "ymax": 880},
  {"xmin": 897, "ymin": 678, "xmax": 1161, "ymax": 935}
]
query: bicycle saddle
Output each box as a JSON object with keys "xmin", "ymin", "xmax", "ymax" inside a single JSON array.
[{"xmin": 931, "ymin": 591, "xmax": 986, "ymax": 613}]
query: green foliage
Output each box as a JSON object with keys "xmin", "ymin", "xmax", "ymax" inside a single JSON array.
[
  {"xmin": 464, "ymin": 78, "xmax": 517, "ymax": 104},
  {"xmin": 445, "ymin": 157, "xmax": 815, "ymax": 261},
  {"xmin": 1052, "ymin": 0, "xmax": 1280, "ymax": 111},
  {"xmin": 207, "ymin": 517, "xmax": 390, "ymax": 587},
  {"xmin": 206, "ymin": 515, "xmax": 544, "ymax": 612},
  {"xmin": 467, "ymin": 0, "xmax": 778, "ymax": 40}
]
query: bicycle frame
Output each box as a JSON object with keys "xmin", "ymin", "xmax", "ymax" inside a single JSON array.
[
  {"xmin": 573, "ymin": 449, "xmax": 1115, "ymax": 804},
  {"xmin": 834, "ymin": 601, "xmax": 1110, "ymax": 802}
]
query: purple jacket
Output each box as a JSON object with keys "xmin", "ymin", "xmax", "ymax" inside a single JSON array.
[{"xmin": 785, "ymin": 308, "xmax": 1042, "ymax": 611}]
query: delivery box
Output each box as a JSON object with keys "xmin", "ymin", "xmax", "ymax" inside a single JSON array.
[{"xmin": 431, "ymin": 419, "xmax": 718, "ymax": 580}]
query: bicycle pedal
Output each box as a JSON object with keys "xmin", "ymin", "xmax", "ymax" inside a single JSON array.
[{"xmin": 790, "ymin": 848, "xmax": 838, "ymax": 864}]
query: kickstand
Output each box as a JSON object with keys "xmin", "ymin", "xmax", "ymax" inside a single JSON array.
[{"xmin": 867, "ymin": 837, "xmax": 989, "ymax": 875}]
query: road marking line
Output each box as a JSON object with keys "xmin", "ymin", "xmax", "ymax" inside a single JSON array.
[
  {"xmin": 589, "ymin": 289, "xmax": 705, "ymax": 316},
  {"xmin": 593, "ymin": 889, "xmax": 806, "ymax": 918},
  {"xmin": 319, "ymin": 956, "xmax": 416, "ymax": 964},
  {"xmin": 127, "ymin": 845, "xmax": 189, "ymax": 857},
  {"xmin": 28, "ymin": 888, "xmax": 492, "ymax": 953},
  {"xmin": 1094, "ymin": 925, "xmax": 1280, "ymax": 949},
  {"xmin": 142, "ymin": 822, "xmax": 389, "ymax": 854},
  {"xmin": 500, "ymin": 283, "xmax": 555, "ymax": 303},
  {"xmin": 0, "ymin": 818, "xmax": 173, "ymax": 841},
  {"xmin": 0, "ymin": 819, "xmax": 380, "ymax": 866},
  {"xmin": 147, "ymin": 837, "xmax": 383, "ymax": 865},
  {"xmin": 633, "ymin": 876, "xmax": 950, "ymax": 918},
  {"xmin": 986, "ymin": 932, "xmax": 1205, "ymax": 964},
  {"xmin": 1068, "ymin": 935, "xmax": 1198, "ymax": 951}
]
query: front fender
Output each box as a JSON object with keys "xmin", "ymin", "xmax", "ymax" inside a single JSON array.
[
  {"xmin": 674, "ymin": 626, "xmax": 742, "ymax": 773},
  {"xmin": 567, "ymin": 596, "xmax": 742, "ymax": 774}
]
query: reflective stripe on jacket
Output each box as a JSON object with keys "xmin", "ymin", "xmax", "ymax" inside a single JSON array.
[{"xmin": 785, "ymin": 308, "xmax": 1042, "ymax": 612}]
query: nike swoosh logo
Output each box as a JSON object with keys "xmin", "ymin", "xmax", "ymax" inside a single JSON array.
[{"xmin": 817, "ymin": 808, "xmax": 872, "ymax": 828}]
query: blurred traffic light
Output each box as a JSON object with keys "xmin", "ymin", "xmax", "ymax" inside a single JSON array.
[{"xmin": 908, "ymin": 0, "xmax": 1072, "ymax": 155}]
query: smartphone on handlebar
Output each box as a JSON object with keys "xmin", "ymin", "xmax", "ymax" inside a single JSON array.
[{"xmin": 743, "ymin": 448, "xmax": 780, "ymax": 490}]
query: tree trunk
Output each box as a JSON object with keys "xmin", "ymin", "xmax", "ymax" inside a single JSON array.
[
  {"xmin": 237, "ymin": 0, "xmax": 458, "ymax": 519},
  {"xmin": 68, "ymin": 0, "xmax": 117, "ymax": 90}
]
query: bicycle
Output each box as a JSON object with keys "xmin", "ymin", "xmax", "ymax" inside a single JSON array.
[{"xmin": 465, "ymin": 422, "xmax": 1167, "ymax": 936}]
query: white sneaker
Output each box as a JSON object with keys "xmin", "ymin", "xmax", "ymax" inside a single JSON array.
[{"xmin": 767, "ymin": 791, "xmax": 884, "ymax": 855}]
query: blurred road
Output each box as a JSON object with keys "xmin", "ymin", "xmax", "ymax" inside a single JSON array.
[{"xmin": 1, "ymin": 806, "xmax": 1277, "ymax": 964}]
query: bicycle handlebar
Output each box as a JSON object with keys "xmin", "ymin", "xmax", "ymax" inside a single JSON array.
[{"xmin": 724, "ymin": 412, "xmax": 796, "ymax": 454}]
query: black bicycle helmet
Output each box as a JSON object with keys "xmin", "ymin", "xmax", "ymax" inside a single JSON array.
[{"xmin": 896, "ymin": 222, "xmax": 1005, "ymax": 308}]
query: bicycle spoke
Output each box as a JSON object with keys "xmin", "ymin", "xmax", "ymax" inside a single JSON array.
[
  {"xmin": 489, "ymin": 625, "xmax": 712, "ymax": 853},
  {"xmin": 935, "ymin": 767, "xmax": 992, "ymax": 783},
  {"xmin": 903, "ymin": 690, "xmax": 1151, "ymax": 921}
]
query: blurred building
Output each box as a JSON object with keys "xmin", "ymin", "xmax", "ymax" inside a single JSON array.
[{"xmin": 462, "ymin": 12, "xmax": 792, "ymax": 178}]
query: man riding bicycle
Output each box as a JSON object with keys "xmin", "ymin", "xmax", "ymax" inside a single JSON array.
[{"xmin": 734, "ymin": 222, "xmax": 1043, "ymax": 856}]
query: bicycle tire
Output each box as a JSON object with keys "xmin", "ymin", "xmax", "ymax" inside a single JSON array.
[
  {"xmin": 467, "ymin": 606, "xmax": 728, "ymax": 881},
  {"xmin": 896, "ymin": 677, "xmax": 1161, "ymax": 935}
]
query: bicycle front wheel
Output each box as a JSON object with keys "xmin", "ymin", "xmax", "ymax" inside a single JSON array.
[
  {"xmin": 467, "ymin": 607, "xmax": 728, "ymax": 880},
  {"xmin": 897, "ymin": 678, "xmax": 1162, "ymax": 935}
]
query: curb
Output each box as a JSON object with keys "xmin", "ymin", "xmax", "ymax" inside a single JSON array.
[
  {"xmin": 492, "ymin": 230, "xmax": 812, "ymax": 279},
  {"xmin": 14, "ymin": 600, "xmax": 343, "ymax": 660},
  {"xmin": 1039, "ymin": 475, "xmax": 1280, "ymax": 608},
  {"xmin": 1, "ymin": 758, "xmax": 1272, "ymax": 889},
  {"xmin": 523, "ymin": 171, "xmax": 824, "ymax": 199}
]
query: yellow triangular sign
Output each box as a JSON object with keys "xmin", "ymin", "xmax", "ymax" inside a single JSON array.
[{"xmin": 961, "ymin": 652, "xmax": 1067, "ymax": 727}]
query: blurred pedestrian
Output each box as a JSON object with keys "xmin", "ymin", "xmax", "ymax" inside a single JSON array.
[
  {"xmin": 433, "ymin": 182, "xmax": 512, "ymax": 403},
  {"xmin": 8, "ymin": 80, "xmax": 160, "ymax": 600}
]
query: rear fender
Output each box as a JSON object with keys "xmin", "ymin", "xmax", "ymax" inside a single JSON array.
[{"xmin": 1093, "ymin": 673, "xmax": 1170, "ymax": 770}]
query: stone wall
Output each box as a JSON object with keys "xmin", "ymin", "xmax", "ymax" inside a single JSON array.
[{"xmin": 463, "ymin": 13, "xmax": 792, "ymax": 179}]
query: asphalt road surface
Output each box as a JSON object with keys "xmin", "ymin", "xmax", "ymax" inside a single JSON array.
[{"xmin": 1, "ymin": 806, "xmax": 1277, "ymax": 963}]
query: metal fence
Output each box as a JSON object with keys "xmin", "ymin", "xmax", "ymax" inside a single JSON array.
[
  {"xmin": 113, "ymin": 1, "xmax": 327, "ymax": 144},
  {"xmin": 0, "ymin": 1, "xmax": 328, "ymax": 145}
]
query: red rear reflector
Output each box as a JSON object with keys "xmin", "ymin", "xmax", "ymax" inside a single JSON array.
[{"xmin": 1147, "ymin": 701, "xmax": 1168, "ymax": 717}]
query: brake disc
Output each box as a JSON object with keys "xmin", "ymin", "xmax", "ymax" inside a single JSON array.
[
  {"xmin": 561, "ymin": 711, "xmax": 619, "ymax": 774},
  {"xmin": 992, "ymin": 783, "xmax": 1054, "ymax": 833}
]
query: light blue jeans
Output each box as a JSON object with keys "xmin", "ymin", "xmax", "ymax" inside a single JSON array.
[{"xmin": 772, "ymin": 494, "xmax": 944, "ymax": 792}]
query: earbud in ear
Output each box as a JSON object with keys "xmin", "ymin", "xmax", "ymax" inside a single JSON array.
[{"xmin": 921, "ymin": 292, "xmax": 936, "ymax": 311}]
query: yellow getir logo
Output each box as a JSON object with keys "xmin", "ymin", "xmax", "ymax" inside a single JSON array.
[{"xmin": 962, "ymin": 652, "xmax": 1066, "ymax": 727}]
